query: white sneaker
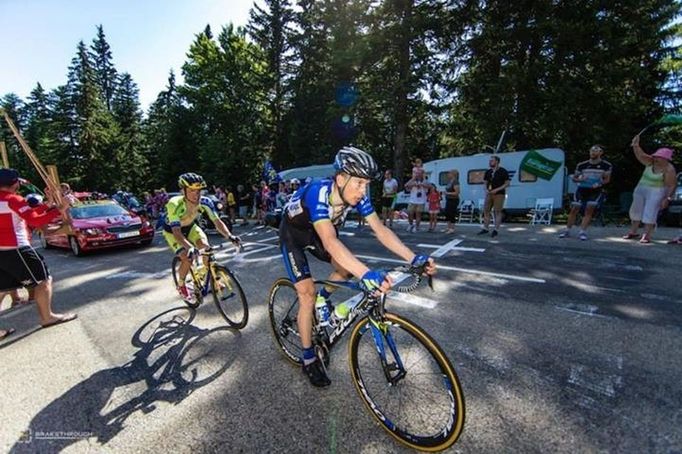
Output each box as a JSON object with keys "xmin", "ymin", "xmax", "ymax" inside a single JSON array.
[
  {"xmin": 558, "ymin": 230, "xmax": 570, "ymax": 238},
  {"xmin": 406, "ymin": 224, "xmax": 413, "ymax": 232},
  {"xmin": 413, "ymin": 225, "xmax": 419, "ymax": 232}
]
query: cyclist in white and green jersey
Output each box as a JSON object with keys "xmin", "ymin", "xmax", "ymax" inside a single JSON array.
[{"xmin": 162, "ymin": 172, "xmax": 240, "ymax": 300}]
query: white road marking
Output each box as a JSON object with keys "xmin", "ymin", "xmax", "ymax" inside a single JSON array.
[
  {"xmin": 387, "ymin": 291, "xmax": 438, "ymax": 309},
  {"xmin": 356, "ymin": 254, "xmax": 546, "ymax": 284},
  {"xmin": 418, "ymin": 243, "xmax": 485, "ymax": 253},
  {"xmin": 430, "ymin": 239, "xmax": 463, "ymax": 258},
  {"xmin": 106, "ymin": 271, "xmax": 168, "ymax": 279},
  {"xmin": 339, "ymin": 231, "xmax": 355, "ymax": 237}
]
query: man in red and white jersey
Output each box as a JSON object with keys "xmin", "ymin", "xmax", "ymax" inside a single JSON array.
[{"xmin": 0, "ymin": 168, "xmax": 77, "ymax": 340}]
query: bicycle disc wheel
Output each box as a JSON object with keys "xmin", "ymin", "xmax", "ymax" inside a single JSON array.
[
  {"xmin": 211, "ymin": 265, "xmax": 248, "ymax": 329},
  {"xmin": 171, "ymin": 256, "xmax": 200, "ymax": 309},
  {"xmin": 268, "ymin": 278, "xmax": 303, "ymax": 366},
  {"xmin": 348, "ymin": 312, "xmax": 465, "ymax": 452}
]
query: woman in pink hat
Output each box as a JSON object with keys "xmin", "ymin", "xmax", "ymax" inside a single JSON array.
[{"xmin": 622, "ymin": 135, "xmax": 677, "ymax": 243}]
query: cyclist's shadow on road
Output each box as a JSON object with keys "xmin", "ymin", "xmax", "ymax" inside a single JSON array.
[{"xmin": 10, "ymin": 307, "xmax": 241, "ymax": 453}]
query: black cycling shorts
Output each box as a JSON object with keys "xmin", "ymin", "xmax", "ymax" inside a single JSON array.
[
  {"xmin": 279, "ymin": 218, "xmax": 332, "ymax": 283},
  {"xmin": 573, "ymin": 188, "xmax": 604, "ymax": 207},
  {"xmin": 0, "ymin": 246, "xmax": 50, "ymax": 291}
]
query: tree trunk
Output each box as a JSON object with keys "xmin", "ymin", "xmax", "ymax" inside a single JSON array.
[{"xmin": 393, "ymin": 0, "xmax": 413, "ymax": 182}]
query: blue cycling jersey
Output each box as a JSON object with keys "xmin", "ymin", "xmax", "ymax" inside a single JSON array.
[{"xmin": 283, "ymin": 178, "xmax": 374, "ymax": 229}]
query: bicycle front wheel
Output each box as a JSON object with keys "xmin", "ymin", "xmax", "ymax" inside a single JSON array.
[
  {"xmin": 268, "ymin": 278, "xmax": 303, "ymax": 366},
  {"xmin": 348, "ymin": 312, "xmax": 465, "ymax": 452},
  {"xmin": 171, "ymin": 256, "xmax": 201, "ymax": 309},
  {"xmin": 211, "ymin": 265, "xmax": 248, "ymax": 329}
]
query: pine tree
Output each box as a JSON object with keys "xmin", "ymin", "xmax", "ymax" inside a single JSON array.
[
  {"xmin": 112, "ymin": 73, "xmax": 148, "ymax": 192},
  {"xmin": 247, "ymin": 0, "xmax": 295, "ymax": 166},
  {"xmin": 90, "ymin": 25, "xmax": 118, "ymax": 112},
  {"xmin": 67, "ymin": 40, "xmax": 119, "ymax": 190}
]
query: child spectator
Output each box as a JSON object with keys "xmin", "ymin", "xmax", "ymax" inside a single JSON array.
[{"xmin": 427, "ymin": 184, "xmax": 441, "ymax": 232}]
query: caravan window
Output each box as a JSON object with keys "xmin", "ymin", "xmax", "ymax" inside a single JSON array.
[
  {"xmin": 438, "ymin": 172, "xmax": 451, "ymax": 185},
  {"xmin": 468, "ymin": 169, "xmax": 486, "ymax": 184},
  {"xmin": 519, "ymin": 169, "xmax": 538, "ymax": 182}
]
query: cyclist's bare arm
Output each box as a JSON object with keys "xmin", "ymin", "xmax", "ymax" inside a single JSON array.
[
  {"xmin": 367, "ymin": 213, "xmax": 436, "ymax": 275},
  {"xmin": 314, "ymin": 219, "xmax": 369, "ymax": 279},
  {"xmin": 367, "ymin": 213, "xmax": 415, "ymax": 262},
  {"xmin": 214, "ymin": 217, "xmax": 237, "ymax": 242}
]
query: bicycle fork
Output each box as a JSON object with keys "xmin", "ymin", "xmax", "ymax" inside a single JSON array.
[{"xmin": 367, "ymin": 319, "xmax": 407, "ymax": 385}]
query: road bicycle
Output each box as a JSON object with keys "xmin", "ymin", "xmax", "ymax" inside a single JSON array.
[
  {"xmin": 171, "ymin": 243, "xmax": 248, "ymax": 329},
  {"xmin": 267, "ymin": 264, "xmax": 465, "ymax": 451}
]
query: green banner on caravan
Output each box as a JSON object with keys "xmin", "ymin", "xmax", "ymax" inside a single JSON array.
[{"xmin": 519, "ymin": 150, "xmax": 562, "ymax": 180}]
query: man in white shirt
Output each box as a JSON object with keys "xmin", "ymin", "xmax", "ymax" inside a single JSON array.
[
  {"xmin": 405, "ymin": 168, "xmax": 427, "ymax": 232},
  {"xmin": 381, "ymin": 169, "xmax": 399, "ymax": 227}
]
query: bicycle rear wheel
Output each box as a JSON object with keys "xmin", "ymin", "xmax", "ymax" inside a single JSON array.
[
  {"xmin": 171, "ymin": 256, "xmax": 201, "ymax": 309},
  {"xmin": 348, "ymin": 312, "xmax": 465, "ymax": 452},
  {"xmin": 267, "ymin": 278, "xmax": 303, "ymax": 365},
  {"xmin": 211, "ymin": 265, "xmax": 248, "ymax": 329}
]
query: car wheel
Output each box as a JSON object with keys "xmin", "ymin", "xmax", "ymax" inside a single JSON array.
[{"xmin": 69, "ymin": 236, "xmax": 83, "ymax": 256}]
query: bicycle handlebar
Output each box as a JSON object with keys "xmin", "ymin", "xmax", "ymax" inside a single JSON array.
[
  {"xmin": 322, "ymin": 263, "xmax": 433, "ymax": 295},
  {"xmin": 391, "ymin": 263, "xmax": 434, "ymax": 293}
]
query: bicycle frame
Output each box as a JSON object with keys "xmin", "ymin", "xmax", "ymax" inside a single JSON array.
[{"xmin": 313, "ymin": 279, "xmax": 409, "ymax": 384}]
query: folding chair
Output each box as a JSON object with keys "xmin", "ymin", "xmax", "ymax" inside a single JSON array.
[
  {"xmin": 529, "ymin": 197, "xmax": 554, "ymax": 225},
  {"xmin": 457, "ymin": 200, "xmax": 475, "ymax": 223}
]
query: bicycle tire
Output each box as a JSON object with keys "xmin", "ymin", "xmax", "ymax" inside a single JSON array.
[
  {"xmin": 211, "ymin": 265, "xmax": 248, "ymax": 329},
  {"xmin": 171, "ymin": 256, "xmax": 201, "ymax": 309},
  {"xmin": 348, "ymin": 312, "xmax": 465, "ymax": 451},
  {"xmin": 267, "ymin": 278, "xmax": 303, "ymax": 366}
]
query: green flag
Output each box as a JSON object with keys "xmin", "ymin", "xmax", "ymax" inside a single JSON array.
[
  {"xmin": 654, "ymin": 114, "xmax": 682, "ymax": 126},
  {"xmin": 519, "ymin": 150, "xmax": 562, "ymax": 181}
]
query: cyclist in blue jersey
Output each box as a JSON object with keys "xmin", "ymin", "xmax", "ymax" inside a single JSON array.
[{"xmin": 279, "ymin": 146, "xmax": 436, "ymax": 387}]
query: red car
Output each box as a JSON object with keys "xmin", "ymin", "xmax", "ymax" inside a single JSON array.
[{"xmin": 41, "ymin": 200, "xmax": 155, "ymax": 256}]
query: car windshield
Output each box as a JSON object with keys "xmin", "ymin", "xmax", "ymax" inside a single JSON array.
[{"xmin": 70, "ymin": 204, "xmax": 130, "ymax": 219}]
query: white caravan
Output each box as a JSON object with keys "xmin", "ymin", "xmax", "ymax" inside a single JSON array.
[
  {"xmin": 397, "ymin": 148, "xmax": 567, "ymax": 214},
  {"xmin": 279, "ymin": 164, "xmax": 335, "ymax": 182}
]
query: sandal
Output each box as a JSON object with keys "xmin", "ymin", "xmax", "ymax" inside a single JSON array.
[
  {"xmin": 622, "ymin": 233, "xmax": 638, "ymax": 240},
  {"xmin": 639, "ymin": 236, "xmax": 651, "ymax": 244},
  {"xmin": 667, "ymin": 238, "xmax": 682, "ymax": 245},
  {"xmin": 41, "ymin": 313, "xmax": 78, "ymax": 329},
  {"xmin": 0, "ymin": 328, "xmax": 16, "ymax": 340}
]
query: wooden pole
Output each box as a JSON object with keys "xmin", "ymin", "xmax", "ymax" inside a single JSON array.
[
  {"xmin": 1, "ymin": 110, "xmax": 62, "ymax": 205},
  {"xmin": 0, "ymin": 141, "xmax": 8, "ymax": 168},
  {"xmin": 1, "ymin": 110, "xmax": 72, "ymax": 235}
]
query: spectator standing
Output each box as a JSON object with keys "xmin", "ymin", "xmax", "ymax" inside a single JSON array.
[
  {"xmin": 0, "ymin": 168, "xmax": 77, "ymax": 339},
  {"xmin": 622, "ymin": 136, "xmax": 677, "ymax": 243},
  {"xmin": 427, "ymin": 184, "xmax": 441, "ymax": 232},
  {"xmin": 225, "ymin": 186, "xmax": 237, "ymax": 221},
  {"xmin": 253, "ymin": 183, "xmax": 263, "ymax": 224},
  {"xmin": 559, "ymin": 145, "xmax": 612, "ymax": 241},
  {"xmin": 236, "ymin": 184, "xmax": 250, "ymax": 224},
  {"xmin": 405, "ymin": 168, "xmax": 427, "ymax": 232},
  {"xmin": 443, "ymin": 170, "xmax": 460, "ymax": 234},
  {"xmin": 381, "ymin": 170, "xmax": 399, "ymax": 227},
  {"xmin": 478, "ymin": 155, "xmax": 510, "ymax": 238}
]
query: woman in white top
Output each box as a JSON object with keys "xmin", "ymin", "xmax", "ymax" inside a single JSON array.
[{"xmin": 623, "ymin": 134, "xmax": 676, "ymax": 243}]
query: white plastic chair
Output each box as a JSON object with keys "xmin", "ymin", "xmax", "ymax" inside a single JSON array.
[
  {"xmin": 529, "ymin": 197, "xmax": 554, "ymax": 225},
  {"xmin": 457, "ymin": 200, "xmax": 475, "ymax": 223}
]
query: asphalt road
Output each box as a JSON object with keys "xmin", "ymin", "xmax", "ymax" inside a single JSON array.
[{"xmin": 1, "ymin": 220, "xmax": 681, "ymax": 453}]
